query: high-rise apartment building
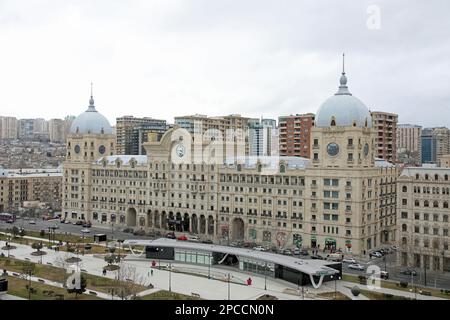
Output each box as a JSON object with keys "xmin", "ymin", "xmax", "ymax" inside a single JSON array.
[
  {"xmin": 397, "ymin": 124, "xmax": 422, "ymax": 165},
  {"xmin": 248, "ymin": 118, "xmax": 277, "ymax": 157},
  {"xmin": 49, "ymin": 119, "xmax": 66, "ymax": 143},
  {"xmin": 278, "ymin": 113, "xmax": 314, "ymax": 159},
  {"xmin": 0, "ymin": 116, "xmax": 19, "ymax": 140},
  {"xmin": 116, "ymin": 116, "xmax": 167, "ymax": 155},
  {"xmin": 371, "ymin": 111, "xmax": 398, "ymax": 163},
  {"xmin": 421, "ymin": 127, "xmax": 450, "ymax": 164}
]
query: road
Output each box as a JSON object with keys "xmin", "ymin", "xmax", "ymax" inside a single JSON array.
[
  {"xmin": 0, "ymin": 218, "xmax": 151, "ymax": 242},
  {"xmin": 342, "ymin": 254, "xmax": 450, "ymax": 290}
]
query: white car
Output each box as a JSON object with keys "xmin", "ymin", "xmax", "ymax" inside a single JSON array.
[
  {"xmin": 348, "ymin": 263, "xmax": 365, "ymax": 271},
  {"xmin": 187, "ymin": 236, "xmax": 199, "ymax": 242},
  {"xmin": 342, "ymin": 258, "xmax": 357, "ymax": 264},
  {"xmin": 81, "ymin": 228, "xmax": 90, "ymax": 233},
  {"xmin": 64, "ymin": 220, "xmax": 71, "ymax": 224},
  {"xmin": 29, "ymin": 220, "xmax": 36, "ymax": 225},
  {"xmin": 253, "ymin": 246, "xmax": 266, "ymax": 251}
]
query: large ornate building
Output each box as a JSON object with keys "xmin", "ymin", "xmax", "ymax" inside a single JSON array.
[{"xmin": 62, "ymin": 65, "xmax": 398, "ymax": 256}]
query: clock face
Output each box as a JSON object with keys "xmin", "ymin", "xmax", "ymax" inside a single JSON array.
[
  {"xmin": 327, "ymin": 142, "xmax": 340, "ymax": 157},
  {"xmin": 99, "ymin": 145, "xmax": 106, "ymax": 155},
  {"xmin": 176, "ymin": 144, "xmax": 185, "ymax": 157},
  {"xmin": 74, "ymin": 145, "xmax": 81, "ymax": 154},
  {"xmin": 364, "ymin": 143, "xmax": 369, "ymax": 157}
]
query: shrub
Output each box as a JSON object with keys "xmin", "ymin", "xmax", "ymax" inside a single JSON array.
[
  {"xmin": 351, "ymin": 286, "xmax": 360, "ymax": 297},
  {"xmin": 399, "ymin": 282, "xmax": 408, "ymax": 288},
  {"xmin": 383, "ymin": 293, "xmax": 394, "ymax": 299},
  {"xmin": 40, "ymin": 230, "xmax": 46, "ymax": 237}
]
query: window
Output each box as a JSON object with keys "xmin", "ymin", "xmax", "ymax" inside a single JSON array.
[
  {"xmin": 402, "ymin": 186, "xmax": 407, "ymax": 192},
  {"xmin": 401, "ymin": 212, "xmax": 408, "ymax": 219},
  {"xmin": 402, "ymin": 224, "xmax": 407, "ymax": 232}
]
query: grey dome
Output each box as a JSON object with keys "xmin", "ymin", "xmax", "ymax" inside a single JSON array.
[
  {"xmin": 70, "ymin": 95, "xmax": 113, "ymax": 135},
  {"xmin": 315, "ymin": 71, "xmax": 372, "ymax": 128}
]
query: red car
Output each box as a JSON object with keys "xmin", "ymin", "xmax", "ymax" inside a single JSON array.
[{"xmin": 177, "ymin": 235, "xmax": 188, "ymax": 241}]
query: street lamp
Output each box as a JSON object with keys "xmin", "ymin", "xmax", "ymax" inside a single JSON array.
[
  {"xmin": 330, "ymin": 274, "xmax": 341, "ymax": 300},
  {"xmin": 168, "ymin": 262, "xmax": 172, "ymax": 292},
  {"xmin": 264, "ymin": 262, "xmax": 267, "ymax": 291},
  {"xmin": 227, "ymin": 273, "xmax": 231, "ymax": 300}
]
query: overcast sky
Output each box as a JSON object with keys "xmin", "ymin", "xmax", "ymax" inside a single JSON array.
[{"xmin": 0, "ymin": 0, "xmax": 449, "ymax": 127}]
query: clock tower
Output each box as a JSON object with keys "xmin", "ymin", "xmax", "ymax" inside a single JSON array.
[
  {"xmin": 310, "ymin": 56, "xmax": 375, "ymax": 169},
  {"xmin": 62, "ymin": 87, "xmax": 115, "ymax": 222}
]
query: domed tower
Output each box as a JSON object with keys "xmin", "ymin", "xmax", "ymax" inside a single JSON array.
[
  {"xmin": 62, "ymin": 85, "xmax": 115, "ymax": 222},
  {"xmin": 310, "ymin": 55, "xmax": 375, "ymax": 169},
  {"xmin": 66, "ymin": 85, "xmax": 115, "ymax": 162}
]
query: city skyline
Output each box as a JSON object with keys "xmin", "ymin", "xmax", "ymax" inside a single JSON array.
[{"xmin": 0, "ymin": 1, "xmax": 449, "ymax": 127}]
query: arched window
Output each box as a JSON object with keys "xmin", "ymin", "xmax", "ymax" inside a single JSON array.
[
  {"xmin": 402, "ymin": 224, "xmax": 407, "ymax": 232},
  {"xmin": 402, "ymin": 186, "xmax": 407, "ymax": 192},
  {"xmin": 237, "ymin": 164, "xmax": 242, "ymax": 172},
  {"xmin": 444, "ymin": 202, "xmax": 449, "ymax": 209},
  {"xmin": 280, "ymin": 164, "xmax": 286, "ymax": 173},
  {"xmin": 433, "ymin": 201, "xmax": 439, "ymax": 208},
  {"xmin": 435, "ymin": 174, "xmax": 439, "ymax": 181},
  {"xmin": 424, "ymin": 200, "xmax": 429, "ymax": 207},
  {"xmin": 402, "ymin": 237, "xmax": 408, "ymax": 245},
  {"xmin": 415, "ymin": 200, "xmax": 420, "ymax": 207},
  {"xmin": 445, "ymin": 175, "xmax": 449, "ymax": 181},
  {"xmin": 425, "ymin": 174, "xmax": 429, "ymax": 180}
]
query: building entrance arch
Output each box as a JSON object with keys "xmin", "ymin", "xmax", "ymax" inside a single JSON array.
[{"xmin": 231, "ymin": 218, "xmax": 245, "ymax": 241}]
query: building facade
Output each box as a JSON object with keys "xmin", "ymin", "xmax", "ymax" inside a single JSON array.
[
  {"xmin": 0, "ymin": 168, "xmax": 62, "ymax": 213},
  {"xmin": 248, "ymin": 118, "xmax": 278, "ymax": 157},
  {"xmin": 63, "ymin": 67, "xmax": 398, "ymax": 256},
  {"xmin": 116, "ymin": 116, "xmax": 167, "ymax": 155},
  {"xmin": 278, "ymin": 113, "xmax": 314, "ymax": 159},
  {"xmin": 397, "ymin": 167, "xmax": 450, "ymax": 272},
  {"xmin": 371, "ymin": 111, "xmax": 398, "ymax": 163}
]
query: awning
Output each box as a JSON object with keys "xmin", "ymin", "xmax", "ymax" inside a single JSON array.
[
  {"xmin": 325, "ymin": 238, "xmax": 336, "ymax": 244},
  {"xmin": 311, "ymin": 235, "xmax": 317, "ymax": 240}
]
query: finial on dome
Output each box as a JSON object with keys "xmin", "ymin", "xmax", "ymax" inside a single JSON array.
[
  {"xmin": 336, "ymin": 53, "xmax": 351, "ymax": 96},
  {"xmin": 88, "ymin": 82, "xmax": 96, "ymax": 111}
]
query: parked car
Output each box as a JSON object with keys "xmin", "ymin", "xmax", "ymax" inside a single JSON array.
[
  {"xmin": 133, "ymin": 229, "xmax": 146, "ymax": 236},
  {"xmin": 177, "ymin": 235, "xmax": 188, "ymax": 241},
  {"xmin": 64, "ymin": 220, "xmax": 71, "ymax": 224},
  {"xmin": 187, "ymin": 236, "xmax": 199, "ymax": 242},
  {"xmin": 300, "ymin": 249, "xmax": 309, "ymax": 256},
  {"xmin": 6, "ymin": 219, "xmax": 14, "ymax": 224},
  {"xmin": 52, "ymin": 225, "xmax": 59, "ymax": 230},
  {"xmin": 400, "ymin": 269, "xmax": 417, "ymax": 276},
  {"xmin": 369, "ymin": 251, "xmax": 383, "ymax": 258},
  {"xmin": 327, "ymin": 253, "xmax": 343, "ymax": 262},
  {"xmin": 165, "ymin": 232, "xmax": 176, "ymax": 239},
  {"xmin": 390, "ymin": 245, "xmax": 398, "ymax": 251},
  {"xmin": 75, "ymin": 221, "xmax": 83, "ymax": 226},
  {"xmin": 60, "ymin": 219, "xmax": 66, "ymax": 224},
  {"xmin": 311, "ymin": 255, "xmax": 325, "ymax": 260},
  {"xmin": 343, "ymin": 258, "xmax": 357, "ymax": 264},
  {"xmin": 81, "ymin": 228, "xmax": 90, "ymax": 233},
  {"xmin": 201, "ymin": 239, "xmax": 213, "ymax": 244},
  {"xmin": 83, "ymin": 222, "xmax": 92, "ymax": 228},
  {"xmin": 122, "ymin": 228, "xmax": 134, "ymax": 233},
  {"xmin": 283, "ymin": 249, "xmax": 292, "ymax": 256},
  {"xmin": 349, "ymin": 263, "xmax": 365, "ymax": 271},
  {"xmin": 29, "ymin": 220, "xmax": 36, "ymax": 225},
  {"xmin": 293, "ymin": 248, "xmax": 301, "ymax": 255},
  {"xmin": 253, "ymin": 246, "xmax": 266, "ymax": 252}
]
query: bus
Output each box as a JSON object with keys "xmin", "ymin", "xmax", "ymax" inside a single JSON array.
[{"xmin": 0, "ymin": 213, "xmax": 16, "ymax": 223}]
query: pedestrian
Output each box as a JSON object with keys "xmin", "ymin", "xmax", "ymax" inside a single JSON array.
[
  {"xmin": 151, "ymin": 269, "xmax": 153, "ymax": 276},
  {"xmin": 103, "ymin": 269, "xmax": 107, "ymax": 276}
]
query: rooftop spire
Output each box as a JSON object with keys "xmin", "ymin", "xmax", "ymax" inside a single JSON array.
[
  {"xmin": 88, "ymin": 82, "xmax": 96, "ymax": 111},
  {"xmin": 336, "ymin": 53, "xmax": 351, "ymax": 96}
]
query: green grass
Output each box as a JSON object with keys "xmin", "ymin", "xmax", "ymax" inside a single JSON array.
[
  {"xmin": 342, "ymin": 273, "xmax": 450, "ymax": 299},
  {"xmin": 0, "ymin": 256, "xmax": 146, "ymax": 294},
  {"xmin": 358, "ymin": 288, "xmax": 412, "ymax": 300},
  {"xmin": 141, "ymin": 290, "xmax": 202, "ymax": 300},
  {"xmin": 317, "ymin": 291, "xmax": 351, "ymax": 300},
  {"xmin": 5, "ymin": 275, "xmax": 103, "ymax": 300}
]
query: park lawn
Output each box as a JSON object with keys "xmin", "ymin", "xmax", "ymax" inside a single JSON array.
[
  {"xmin": 358, "ymin": 288, "xmax": 412, "ymax": 300},
  {"xmin": 317, "ymin": 291, "xmax": 351, "ymax": 300},
  {"xmin": 0, "ymin": 256, "xmax": 146, "ymax": 294},
  {"xmin": 342, "ymin": 273, "xmax": 450, "ymax": 299},
  {"xmin": 5, "ymin": 275, "xmax": 103, "ymax": 300},
  {"xmin": 141, "ymin": 290, "xmax": 202, "ymax": 300}
]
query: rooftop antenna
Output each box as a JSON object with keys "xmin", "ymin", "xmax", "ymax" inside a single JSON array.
[{"xmin": 342, "ymin": 53, "xmax": 345, "ymax": 74}]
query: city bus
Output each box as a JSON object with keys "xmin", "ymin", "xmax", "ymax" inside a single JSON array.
[{"xmin": 0, "ymin": 213, "xmax": 16, "ymax": 223}]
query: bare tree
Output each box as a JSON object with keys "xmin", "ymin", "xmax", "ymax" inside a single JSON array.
[{"xmin": 113, "ymin": 263, "xmax": 147, "ymax": 300}]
